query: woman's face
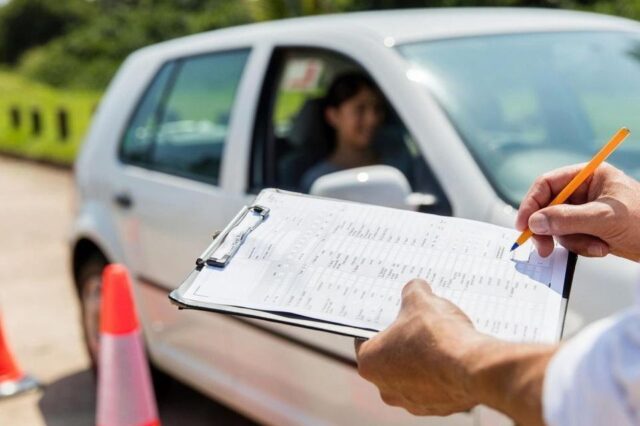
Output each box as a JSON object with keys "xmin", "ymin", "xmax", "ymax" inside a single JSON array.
[{"xmin": 326, "ymin": 87, "xmax": 385, "ymax": 150}]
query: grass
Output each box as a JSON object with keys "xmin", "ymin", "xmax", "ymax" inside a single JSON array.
[{"xmin": 0, "ymin": 70, "xmax": 102, "ymax": 166}]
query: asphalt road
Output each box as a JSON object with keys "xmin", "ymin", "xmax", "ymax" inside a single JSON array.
[{"xmin": 0, "ymin": 156, "xmax": 255, "ymax": 425}]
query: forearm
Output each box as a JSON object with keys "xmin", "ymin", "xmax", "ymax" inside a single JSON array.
[{"xmin": 465, "ymin": 338, "xmax": 558, "ymax": 425}]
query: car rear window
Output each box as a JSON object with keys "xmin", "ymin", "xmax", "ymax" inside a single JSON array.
[{"xmin": 120, "ymin": 49, "xmax": 250, "ymax": 185}]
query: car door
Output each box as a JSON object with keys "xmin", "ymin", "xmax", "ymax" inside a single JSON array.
[{"xmin": 115, "ymin": 49, "xmax": 251, "ymax": 287}]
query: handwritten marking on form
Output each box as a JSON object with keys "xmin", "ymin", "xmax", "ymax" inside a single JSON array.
[{"xmin": 186, "ymin": 191, "xmax": 569, "ymax": 343}]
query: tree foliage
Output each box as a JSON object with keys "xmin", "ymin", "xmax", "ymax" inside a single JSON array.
[
  {"xmin": 16, "ymin": 1, "xmax": 252, "ymax": 89},
  {"xmin": 0, "ymin": 0, "xmax": 93, "ymax": 64}
]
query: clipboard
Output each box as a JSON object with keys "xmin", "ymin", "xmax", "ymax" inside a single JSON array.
[
  {"xmin": 170, "ymin": 191, "xmax": 381, "ymax": 338},
  {"xmin": 169, "ymin": 189, "xmax": 577, "ymax": 340}
]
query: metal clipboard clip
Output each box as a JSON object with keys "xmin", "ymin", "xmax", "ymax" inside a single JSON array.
[{"xmin": 195, "ymin": 205, "xmax": 270, "ymax": 268}]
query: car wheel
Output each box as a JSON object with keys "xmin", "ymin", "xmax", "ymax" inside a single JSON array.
[
  {"xmin": 76, "ymin": 256, "xmax": 171, "ymax": 392},
  {"xmin": 77, "ymin": 254, "xmax": 105, "ymax": 369}
]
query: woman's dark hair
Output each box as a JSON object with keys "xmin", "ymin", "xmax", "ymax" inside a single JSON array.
[{"xmin": 324, "ymin": 72, "xmax": 380, "ymax": 108}]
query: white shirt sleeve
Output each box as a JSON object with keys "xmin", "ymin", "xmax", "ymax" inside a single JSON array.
[{"xmin": 543, "ymin": 307, "xmax": 640, "ymax": 426}]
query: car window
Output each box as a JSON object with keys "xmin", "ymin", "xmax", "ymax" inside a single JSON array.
[
  {"xmin": 147, "ymin": 49, "xmax": 249, "ymax": 184},
  {"xmin": 251, "ymin": 48, "xmax": 451, "ymax": 215},
  {"xmin": 120, "ymin": 62, "xmax": 175, "ymax": 164}
]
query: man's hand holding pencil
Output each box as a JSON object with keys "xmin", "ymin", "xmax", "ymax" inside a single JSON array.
[{"xmin": 516, "ymin": 162, "xmax": 640, "ymax": 262}]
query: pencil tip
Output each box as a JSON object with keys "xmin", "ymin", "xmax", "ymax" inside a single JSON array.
[{"xmin": 510, "ymin": 243, "xmax": 519, "ymax": 252}]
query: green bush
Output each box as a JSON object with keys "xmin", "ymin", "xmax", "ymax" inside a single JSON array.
[{"xmin": 0, "ymin": 0, "xmax": 93, "ymax": 64}]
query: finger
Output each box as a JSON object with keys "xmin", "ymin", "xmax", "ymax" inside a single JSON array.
[
  {"xmin": 516, "ymin": 164, "xmax": 590, "ymax": 231},
  {"xmin": 557, "ymin": 235, "xmax": 609, "ymax": 257},
  {"xmin": 355, "ymin": 338, "xmax": 375, "ymax": 380},
  {"xmin": 354, "ymin": 337, "xmax": 367, "ymax": 356},
  {"xmin": 406, "ymin": 403, "xmax": 460, "ymax": 417},
  {"xmin": 529, "ymin": 201, "xmax": 614, "ymax": 237},
  {"xmin": 406, "ymin": 406, "xmax": 430, "ymax": 416},
  {"xmin": 400, "ymin": 279, "xmax": 433, "ymax": 311},
  {"xmin": 532, "ymin": 234, "xmax": 555, "ymax": 257},
  {"xmin": 379, "ymin": 390, "xmax": 404, "ymax": 407},
  {"xmin": 355, "ymin": 336, "xmax": 374, "ymax": 362}
]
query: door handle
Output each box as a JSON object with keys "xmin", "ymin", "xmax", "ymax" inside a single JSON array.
[{"xmin": 114, "ymin": 192, "xmax": 134, "ymax": 209}]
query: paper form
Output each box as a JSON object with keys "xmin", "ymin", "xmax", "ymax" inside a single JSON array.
[{"xmin": 184, "ymin": 190, "xmax": 569, "ymax": 343}]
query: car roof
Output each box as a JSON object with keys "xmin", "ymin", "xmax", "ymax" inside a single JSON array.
[
  {"xmin": 136, "ymin": 8, "xmax": 640, "ymax": 59},
  {"xmin": 281, "ymin": 7, "xmax": 640, "ymax": 43}
]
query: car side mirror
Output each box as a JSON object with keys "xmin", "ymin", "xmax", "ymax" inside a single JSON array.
[{"xmin": 309, "ymin": 165, "xmax": 438, "ymax": 211}]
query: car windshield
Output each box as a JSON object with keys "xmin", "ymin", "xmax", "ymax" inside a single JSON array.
[{"xmin": 398, "ymin": 31, "xmax": 640, "ymax": 205}]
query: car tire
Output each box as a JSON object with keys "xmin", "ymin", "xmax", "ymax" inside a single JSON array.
[
  {"xmin": 77, "ymin": 254, "xmax": 106, "ymax": 370},
  {"xmin": 76, "ymin": 255, "xmax": 171, "ymax": 392}
]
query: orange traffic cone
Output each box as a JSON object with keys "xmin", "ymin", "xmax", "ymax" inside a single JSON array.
[
  {"xmin": 96, "ymin": 264, "xmax": 160, "ymax": 426},
  {"xmin": 0, "ymin": 314, "xmax": 39, "ymax": 398}
]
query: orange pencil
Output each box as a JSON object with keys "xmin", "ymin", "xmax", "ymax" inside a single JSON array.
[{"xmin": 511, "ymin": 127, "xmax": 631, "ymax": 251}]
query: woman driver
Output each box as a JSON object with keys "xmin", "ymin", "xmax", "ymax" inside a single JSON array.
[{"xmin": 300, "ymin": 72, "xmax": 385, "ymax": 193}]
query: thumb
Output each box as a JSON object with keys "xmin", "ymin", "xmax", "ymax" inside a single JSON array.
[
  {"xmin": 529, "ymin": 201, "xmax": 612, "ymax": 238},
  {"xmin": 400, "ymin": 279, "xmax": 433, "ymax": 312}
]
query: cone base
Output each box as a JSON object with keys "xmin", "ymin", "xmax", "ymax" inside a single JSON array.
[{"xmin": 0, "ymin": 374, "xmax": 39, "ymax": 399}]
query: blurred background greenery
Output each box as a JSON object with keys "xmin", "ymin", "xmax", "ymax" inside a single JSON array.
[{"xmin": 0, "ymin": 0, "xmax": 638, "ymax": 165}]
